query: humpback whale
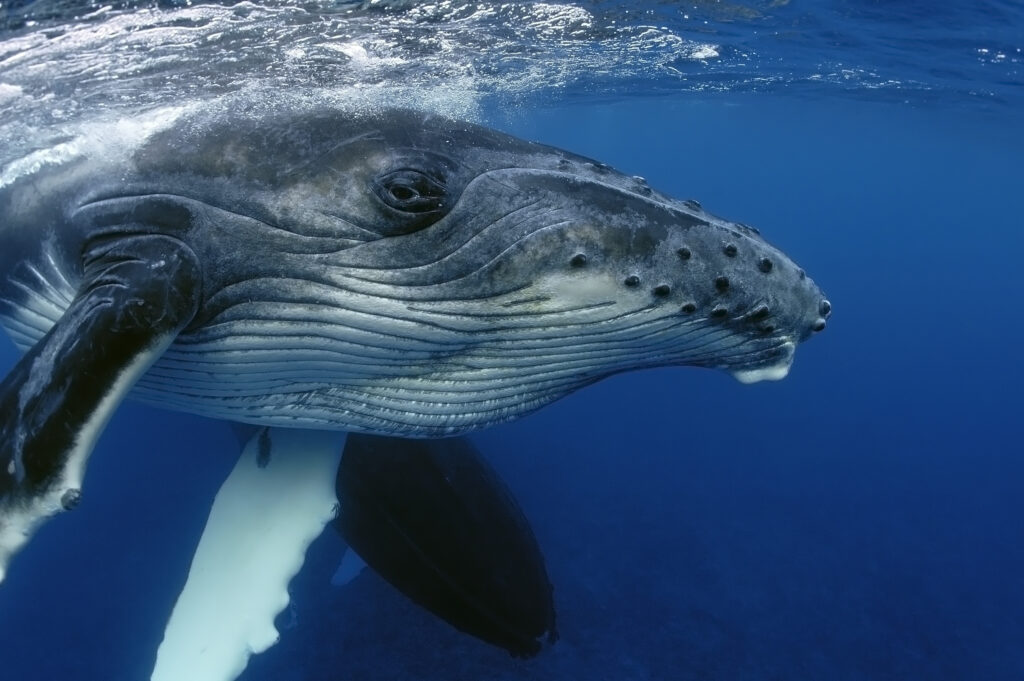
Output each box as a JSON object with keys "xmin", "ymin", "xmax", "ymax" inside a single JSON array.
[{"xmin": 0, "ymin": 102, "xmax": 830, "ymax": 679}]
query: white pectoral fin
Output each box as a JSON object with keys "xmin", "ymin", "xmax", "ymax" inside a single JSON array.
[{"xmin": 151, "ymin": 427, "xmax": 347, "ymax": 681}]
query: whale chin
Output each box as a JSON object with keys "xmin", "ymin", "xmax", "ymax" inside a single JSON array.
[{"xmin": 728, "ymin": 342, "xmax": 796, "ymax": 384}]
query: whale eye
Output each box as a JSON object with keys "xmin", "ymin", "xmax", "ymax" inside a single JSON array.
[{"xmin": 373, "ymin": 169, "xmax": 448, "ymax": 214}]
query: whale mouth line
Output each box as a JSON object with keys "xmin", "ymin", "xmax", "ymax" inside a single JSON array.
[{"xmin": 728, "ymin": 342, "xmax": 796, "ymax": 384}]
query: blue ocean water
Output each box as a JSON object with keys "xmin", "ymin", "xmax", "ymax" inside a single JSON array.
[{"xmin": 0, "ymin": 1, "xmax": 1022, "ymax": 680}]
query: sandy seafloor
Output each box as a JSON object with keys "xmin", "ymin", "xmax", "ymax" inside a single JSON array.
[{"xmin": 1, "ymin": 2, "xmax": 1023, "ymax": 680}]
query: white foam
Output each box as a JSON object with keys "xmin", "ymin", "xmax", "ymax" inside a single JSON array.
[
  {"xmin": 689, "ymin": 43, "xmax": 720, "ymax": 60},
  {"xmin": 151, "ymin": 427, "xmax": 346, "ymax": 681},
  {"xmin": 0, "ymin": 83, "xmax": 23, "ymax": 105},
  {"xmin": 0, "ymin": 140, "xmax": 82, "ymax": 190},
  {"xmin": 0, "ymin": 104, "xmax": 188, "ymax": 190},
  {"xmin": 0, "ymin": 0, "xmax": 738, "ymax": 159}
]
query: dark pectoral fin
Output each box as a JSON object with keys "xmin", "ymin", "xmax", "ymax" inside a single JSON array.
[
  {"xmin": 0, "ymin": 232, "xmax": 200, "ymax": 582},
  {"xmin": 336, "ymin": 434, "xmax": 557, "ymax": 658}
]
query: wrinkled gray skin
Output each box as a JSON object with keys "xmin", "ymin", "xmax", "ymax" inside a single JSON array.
[{"xmin": 0, "ymin": 106, "xmax": 829, "ymax": 437}]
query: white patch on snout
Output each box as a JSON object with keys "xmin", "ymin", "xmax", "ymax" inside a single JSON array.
[
  {"xmin": 730, "ymin": 342, "xmax": 796, "ymax": 384},
  {"xmin": 534, "ymin": 271, "xmax": 625, "ymax": 307}
]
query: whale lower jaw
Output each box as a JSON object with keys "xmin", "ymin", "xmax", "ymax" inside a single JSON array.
[
  {"xmin": 729, "ymin": 342, "xmax": 796, "ymax": 384},
  {"xmin": 0, "ymin": 258, "xmax": 803, "ymax": 430}
]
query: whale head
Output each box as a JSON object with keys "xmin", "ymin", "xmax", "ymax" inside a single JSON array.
[{"xmin": 123, "ymin": 107, "xmax": 831, "ymax": 434}]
